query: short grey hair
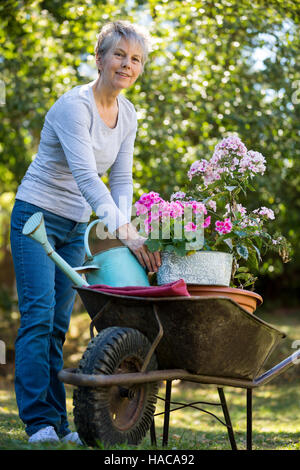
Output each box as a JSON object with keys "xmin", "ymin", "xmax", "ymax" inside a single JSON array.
[{"xmin": 94, "ymin": 20, "xmax": 151, "ymax": 72}]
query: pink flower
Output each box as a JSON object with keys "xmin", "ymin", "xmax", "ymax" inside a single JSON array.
[
  {"xmin": 203, "ymin": 216, "xmax": 211, "ymax": 228},
  {"xmin": 135, "ymin": 192, "xmax": 163, "ymax": 216},
  {"xmin": 207, "ymin": 200, "xmax": 217, "ymax": 212},
  {"xmin": 169, "ymin": 201, "xmax": 184, "ymax": 219},
  {"xmin": 159, "ymin": 201, "xmax": 172, "ymax": 220},
  {"xmin": 135, "ymin": 201, "xmax": 149, "ymax": 216},
  {"xmin": 240, "ymin": 216, "xmax": 260, "ymax": 228},
  {"xmin": 239, "ymin": 150, "xmax": 266, "ymax": 175},
  {"xmin": 224, "ymin": 203, "xmax": 247, "ymax": 217},
  {"xmin": 187, "ymin": 159, "xmax": 208, "ymax": 180},
  {"xmin": 170, "ymin": 191, "xmax": 186, "ymax": 201},
  {"xmin": 138, "ymin": 191, "xmax": 163, "ymax": 209},
  {"xmin": 193, "ymin": 201, "xmax": 207, "ymax": 215},
  {"xmin": 150, "ymin": 210, "xmax": 160, "ymax": 221},
  {"xmin": 184, "ymin": 222, "xmax": 197, "ymax": 232},
  {"xmin": 183, "ymin": 201, "xmax": 207, "ymax": 215},
  {"xmin": 215, "ymin": 218, "xmax": 233, "ymax": 235},
  {"xmin": 214, "ymin": 136, "xmax": 248, "ymax": 158},
  {"xmin": 186, "ymin": 136, "xmax": 267, "ymax": 190},
  {"xmin": 253, "ymin": 206, "xmax": 275, "ymax": 220}
]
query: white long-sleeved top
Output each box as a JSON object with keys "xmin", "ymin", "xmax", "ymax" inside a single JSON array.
[{"xmin": 16, "ymin": 80, "xmax": 137, "ymax": 233}]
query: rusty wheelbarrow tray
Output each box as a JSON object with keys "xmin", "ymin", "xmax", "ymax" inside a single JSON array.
[{"xmin": 58, "ymin": 287, "xmax": 300, "ymax": 450}]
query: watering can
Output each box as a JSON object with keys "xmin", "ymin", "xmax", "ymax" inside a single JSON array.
[{"xmin": 22, "ymin": 213, "xmax": 150, "ymax": 288}]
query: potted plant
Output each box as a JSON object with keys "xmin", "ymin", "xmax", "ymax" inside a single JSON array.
[
  {"xmin": 134, "ymin": 136, "xmax": 291, "ymax": 312},
  {"xmin": 134, "ymin": 191, "xmax": 233, "ymax": 286}
]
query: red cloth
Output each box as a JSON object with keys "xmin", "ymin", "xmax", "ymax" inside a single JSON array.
[{"xmin": 87, "ymin": 279, "xmax": 190, "ymax": 297}]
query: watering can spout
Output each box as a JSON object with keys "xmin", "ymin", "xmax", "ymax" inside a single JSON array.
[
  {"xmin": 22, "ymin": 212, "xmax": 89, "ymax": 287},
  {"xmin": 23, "ymin": 212, "xmax": 53, "ymax": 255}
]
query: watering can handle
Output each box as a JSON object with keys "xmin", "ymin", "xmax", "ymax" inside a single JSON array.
[{"xmin": 84, "ymin": 219, "xmax": 102, "ymax": 260}]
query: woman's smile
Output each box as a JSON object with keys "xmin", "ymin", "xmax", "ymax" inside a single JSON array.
[{"xmin": 116, "ymin": 71, "xmax": 131, "ymax": 78}]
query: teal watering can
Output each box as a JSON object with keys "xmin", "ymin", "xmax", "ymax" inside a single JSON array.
[
  {"xmin": 76, "ymin": 219, "xmax": 150, "ymax": 287},
  {"xmin": 22, "ymin": 213, "xmax": 150, "ymax": 288}
]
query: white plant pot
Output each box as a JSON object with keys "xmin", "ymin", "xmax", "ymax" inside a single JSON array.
[{"xmin": 157, "ymin": 251, "xmax": 233, "ymax": 286}]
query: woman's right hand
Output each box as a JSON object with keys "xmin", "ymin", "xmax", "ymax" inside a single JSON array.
[{"xmin": 114, "ymin": 223, "xmax": 161, "ymax": 273}]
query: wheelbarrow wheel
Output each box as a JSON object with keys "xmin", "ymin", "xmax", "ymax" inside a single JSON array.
[{"xmin": 73, "ymin": 326, "xmax": 158, "ymax": 447}]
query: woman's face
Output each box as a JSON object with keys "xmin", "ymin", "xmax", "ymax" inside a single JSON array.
[{"xmin": 97, "ymin": 38, "xmax": 143, "ymax": 91}]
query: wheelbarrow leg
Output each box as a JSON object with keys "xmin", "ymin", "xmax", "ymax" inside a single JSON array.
[
  {"xmin": 247, "ymin": 388, "xmax": 252, "ymax": 451},
  {"xmin": 217, "ymin": 388, "xmax": 237, "ymax": 450},
  {"xmin": 162, "ymin": 380, "xmax": 172, "ymax": 446}
]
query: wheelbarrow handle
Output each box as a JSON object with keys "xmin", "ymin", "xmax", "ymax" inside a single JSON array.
[
  {"xmin": 84, "ymin": 219, "xmax": 102, "ymax": 260},
  {"xmin": 254, "ymin": 347, "xmax": 300, "ymax": 387}
]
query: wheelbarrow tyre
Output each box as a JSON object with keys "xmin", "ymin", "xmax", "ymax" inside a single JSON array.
[{"xmin": 73, "ymin": 326, "xmax": 158, "ymax": 447}]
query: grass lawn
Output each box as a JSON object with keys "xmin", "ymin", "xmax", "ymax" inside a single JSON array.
[
  {"xmin": 1, "ymin": 381, "xmax": 300, "ymax": 451},
  {"xmin": 1, "ymin": 306, "xmax": 300, "ymax": 451}
]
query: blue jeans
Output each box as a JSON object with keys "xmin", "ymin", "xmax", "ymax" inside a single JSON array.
[{"xmin": 10, "ymin": 200, "xmax": 87, "ymax": 437}]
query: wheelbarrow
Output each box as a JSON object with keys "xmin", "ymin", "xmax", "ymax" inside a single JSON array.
[{"xmin": 23, "ymin": 213, "xmax": 300, "ymax": 450}]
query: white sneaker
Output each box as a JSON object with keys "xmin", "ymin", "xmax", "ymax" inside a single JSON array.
[
  {"xmin": 28, "ymin": 426, "xmax": 59, "ymax": 444},
  {"xmin": 61, "ymin": 432, "xmax": 83, "ymax": 445}
]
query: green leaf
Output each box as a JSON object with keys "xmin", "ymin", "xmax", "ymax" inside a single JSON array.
[
  {"xmin": 214, "ymin": 232, "xmax": 233, "ymax": 246},
  {"xmin": 165, "ymin": 244, "xmax": 175, "ymax": 253},
  {"xmin": 174, "ymin": 245, "xmax": 187, "ymax": 256},
  {"xmin": 236, "ymin": 266, "xmax": 249, "ymax": 273},
  {"xmin": 243, "ymin": 277, "xmax": 258, "ymax": 288},
  {"xmin": 223, "ymin": 238, "xmax": 233, "ymax": 250},
  {"xmin": 234, "ymin": 273, "xmax": 252, "ymax": 280},
  {"xmin": 252, "ymin": 244, "xmax": 262, "ymax": 261},
  {"xmin": 245, "ymin": 182, "xmax": 256, "ymax": 191},
  {"xmin": 233, "ymin": 230, "xmax": 248, "ymax": 238},
  {"xmin": 253, "ymin": 236, "xmax": 263, "ymax": 251},
  {"xmin": 145, "ymin": 239, "xmax": 160, "ymax": 252},
  {"xmin": 246, "ymin": 250, "xmax": 259, "ymax": 270},
  {"xmin": 237, "ymin": 245, "xmax": 249, "ymax": 260}
]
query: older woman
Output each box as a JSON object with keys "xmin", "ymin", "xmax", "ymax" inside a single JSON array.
[{"xmin": 10, "ymin": 21, "xmax": 160, "ymax": 445}]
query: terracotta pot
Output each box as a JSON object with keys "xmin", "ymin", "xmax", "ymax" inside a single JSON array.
[{"xmin": 187, "ymin": 285, "xmax": 263, "ymax": 314}]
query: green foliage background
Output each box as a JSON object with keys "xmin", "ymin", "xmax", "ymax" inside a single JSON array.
[{"xmin": 0, "ymin": 0, "xmax": 299, "ymax": 301}]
